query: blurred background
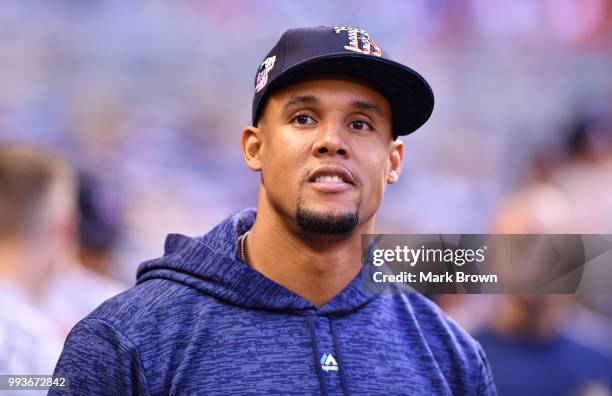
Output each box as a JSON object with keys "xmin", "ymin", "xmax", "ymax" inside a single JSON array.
[{"xmin": 0, "ymin": 1, "xmax": 611, "ymax": 395}]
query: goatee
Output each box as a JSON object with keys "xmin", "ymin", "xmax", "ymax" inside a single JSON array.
[{"xmin": 295, "ymin": 200, "xmax": 359, "ymax": 234}]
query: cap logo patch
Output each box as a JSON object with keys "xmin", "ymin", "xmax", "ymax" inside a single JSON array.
[
  {"xmin": 255, "ymin": 55, "xmax": 276, "ymax": 93},
  {"xmin": 333, "ymin": 26, "xmax": 382, "ymax": 57}
]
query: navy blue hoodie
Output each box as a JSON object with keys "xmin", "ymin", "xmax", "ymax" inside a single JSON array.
[{"xmin": 51, "ymin": 209, "xmax": 497, "ymax": 395}]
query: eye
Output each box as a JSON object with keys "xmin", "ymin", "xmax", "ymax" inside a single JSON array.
[
  {"xmin": 291, "ymin": 113, "xmax": 316, "ymax": 125},
  {"xmin": 349, "ymin": 119, "xmax": 373, "ymax": 131}
]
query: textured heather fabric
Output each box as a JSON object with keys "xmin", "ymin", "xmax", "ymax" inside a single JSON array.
[{"xmin": 51, "ymin": 208, "xmax": 497, "ymax": 395}]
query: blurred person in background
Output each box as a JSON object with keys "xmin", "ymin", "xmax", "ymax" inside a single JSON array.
[
  {"xmin": 0, "ymin": 144, "xmax": 68, "ymax": 375},
  {"xmin": 0, "ymin": 142, "xmax": 127, "ymax": 376},
  {"xmin": 42, "ymin": 172, "xmax": 126, "ymax": 336},
  {"xmin": 474, "ymin": 184, "xmax": 612, "ymax": 396},
  {"xmin": 550, "ymin": 107, "xmax": 612, "ymax": 355},
  {"xmin": 519, "ymin": 105, "xmax": 612, "ymax": 354},
  {"xmin": 549, "ymin": 105, "xmax": 612, "ymax": 233},
  {"xmin": 75, "ymin": 172, "xmax": 123, "ymax": 279}
]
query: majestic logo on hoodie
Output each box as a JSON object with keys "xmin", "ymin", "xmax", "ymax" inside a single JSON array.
[{"xmin": 320, "ymin": 353, "xmax": 338, "ymax": 372}]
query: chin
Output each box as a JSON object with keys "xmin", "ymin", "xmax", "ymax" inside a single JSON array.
[{"xmin": 295, "ymin": 202, "xmax": 360, "ymax": 235}]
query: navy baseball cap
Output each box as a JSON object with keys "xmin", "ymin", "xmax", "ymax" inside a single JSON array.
[{"xmin": 252, "ymin": 26, "xmax": 434, "ymax": 136}]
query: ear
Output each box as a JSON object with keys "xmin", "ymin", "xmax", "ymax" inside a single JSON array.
[
  {"xmin": 241, "ymin": 125, "xmax": 263, "ymax": 171},
  {"xmin": 386, "ymin": 138, "xmax": 404, "ymax": 184}
]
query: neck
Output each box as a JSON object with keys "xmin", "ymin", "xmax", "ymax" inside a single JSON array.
[
  {"xmin": 0, "ymin": 238, "xmax": 46, "ymax": 302},
  {"xmin": 245, "ymin": 199, "xmax": 374, "ymax": 308}
]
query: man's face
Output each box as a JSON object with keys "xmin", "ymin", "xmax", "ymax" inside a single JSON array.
[{"xmin": 243, "ymin": 77, "xmax": 403, "ymax": 235}]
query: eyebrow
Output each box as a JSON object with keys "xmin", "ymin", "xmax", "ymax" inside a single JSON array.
[
  {"xmin": 283, "ymin": 95, "xmax": 318, "ymax": 111},
  {"xmin": 351, "ymin": 100, "xmax": 384, "ymax": 118}
]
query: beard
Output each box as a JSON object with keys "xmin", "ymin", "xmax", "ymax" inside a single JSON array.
[{"xmin": 295, "ymin": 198, "xmax": 360, "ymax": 234}]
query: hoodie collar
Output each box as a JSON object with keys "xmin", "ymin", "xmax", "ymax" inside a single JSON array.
[{"xmin": 136, "ymin": 208, "xmax": 378, "ymax": 315}]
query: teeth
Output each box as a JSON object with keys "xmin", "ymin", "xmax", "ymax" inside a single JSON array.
[{"xmin": 315, "ymin": 175, "xmax": 344, "ymax": 183}]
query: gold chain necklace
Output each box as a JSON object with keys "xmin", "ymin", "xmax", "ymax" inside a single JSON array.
[{"xmin": 239, "ymin": 230, "xmax": 251, "ymax": 263}]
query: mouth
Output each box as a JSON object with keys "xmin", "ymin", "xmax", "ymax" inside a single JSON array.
[{"xmin": 306, "ymin": 165, "xmax": 355, "ymax": 193}]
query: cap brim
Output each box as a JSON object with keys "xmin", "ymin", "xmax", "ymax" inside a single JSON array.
[{"xmin": 256, "ymin": 54, "xmax": 434, "ymax": 136}]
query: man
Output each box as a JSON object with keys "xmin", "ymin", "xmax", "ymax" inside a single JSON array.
[
  {"xmin": 42, "ymin": 172, "xmax": 126, "ymax": 336},
  {"xmin": 52, "ymin": 26, "xmax": 497, "ymax": 395},
  {"xmin": 0, "ymin": 144, "xmax": 126, "ymax": 380},
  {"xmin": 476, "ymin": 184, "xmax": 612, "ymax": 396},
  {"xmin": 0, "ymin": 145, "xmax": 70, "ymax": 375}
]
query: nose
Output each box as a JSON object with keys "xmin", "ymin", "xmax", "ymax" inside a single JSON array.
[{"xmin": 312, "ymin": 122, "xmax": 349, "ymax": 159}]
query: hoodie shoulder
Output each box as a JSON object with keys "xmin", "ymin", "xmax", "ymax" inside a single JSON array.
[
  {"xmin": 86, "ymin": 278, "xmax": 206, "ymax": 337},
  {"xmin": 51, "ymin": 316, "xmax": 151, "ymax": 395},
  {"xmin": 407, "ymin": 293, "xmax": 477, "ymax": 349},
  {"xmin": 400, "ymin": 292, "xmax": 497, "ymax": 395}
]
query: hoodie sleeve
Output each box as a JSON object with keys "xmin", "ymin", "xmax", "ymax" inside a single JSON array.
[
  {"xmin": 49, "ymin": 318, "xmax": 150, "ymax": 396},
  {"xmin": 476, "ymin": 341, "xmax": 498, "ymax": 396}
]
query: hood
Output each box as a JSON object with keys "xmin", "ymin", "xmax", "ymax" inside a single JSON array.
[{"xmin": 136, "ymin": 208, "xmax": 378, "ymax": 316}]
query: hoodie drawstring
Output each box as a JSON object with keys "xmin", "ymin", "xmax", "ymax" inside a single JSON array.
[
  {"xmin": 306, "ymin": 315, "xmax": 350, "ymax": 396},
  {"xmin": 330, "ymin": 320, "xmax": 350, "ymax": 396},
  {"xmin": 307, "ymin": 315, "xmax": 329, "ymax": 396}
]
